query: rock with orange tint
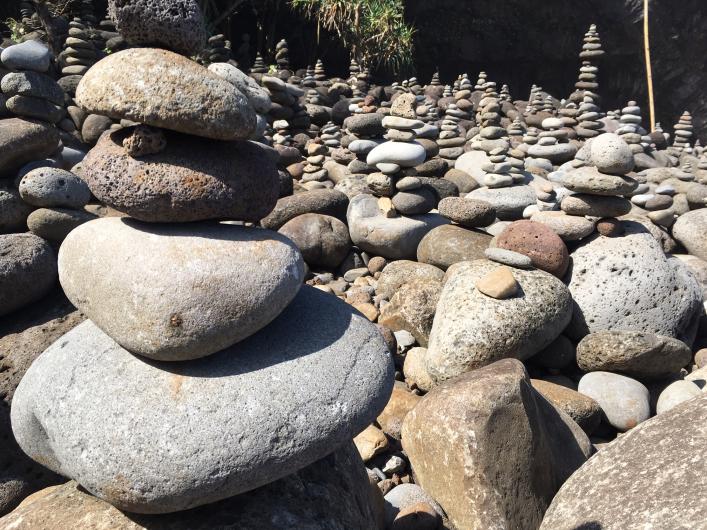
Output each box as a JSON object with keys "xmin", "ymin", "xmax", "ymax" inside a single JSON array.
[{"xmin": 496, "ymin": 219, "xmax": 569, "ymax": 278}]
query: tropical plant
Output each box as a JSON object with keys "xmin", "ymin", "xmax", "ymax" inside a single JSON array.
[
  {"xmin": 3, "ymin": 18, "xmax": 27, "ymax": 41},
  {"xmin": 289, "ymin": 0, "xmax": 414, "ymax": 74}
]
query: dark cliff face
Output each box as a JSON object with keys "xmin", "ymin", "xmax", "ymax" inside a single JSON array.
[{"xmin": 405, "ymin": 0, "xmax": 707, "ymax": 142}]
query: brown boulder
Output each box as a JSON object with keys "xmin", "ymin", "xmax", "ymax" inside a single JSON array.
[
  {"xmin": 376, "ymin": 382, "xmax": 421, "ymax": 440},
  {"xmin": 417, "ymin": 224, "xmax": 492, "ymax": 270},
  {"xmin": 531, "ymin": 379, "xmax": 602, "ymax": 434},
  {"xmin": 496, "ymin": 220, "xmax": 569, "ymax": 277}
]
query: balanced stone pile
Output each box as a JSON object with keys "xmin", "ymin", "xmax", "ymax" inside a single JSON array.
[
  {"xmin": 436, "ymin": 103, "xmax": 466, "ymax": 162},
  {"xmin": 7, "ymin": 1, "xmax": 394, "ymax": 526},
  {"xmin": 616, "ymin": 100, "xmax": 645, "ymax": 154},
  {"xmin": 575, "ymin": 92, "xmax": 604, "ymax": 139},
  {"xmin": 672, "ymin": 111, "xmax": 694, "ymax": 152},
  {"xmin": 59, "ymin": 20, "xmax": 101, "ymax": 78},
  {"xmin": 571, "ymin": 23, "xmax": 604, "ymax": 104}
]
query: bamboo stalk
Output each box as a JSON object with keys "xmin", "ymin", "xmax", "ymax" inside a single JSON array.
[{"xmin": 643, "ymin": 0, "xmax": 656, "ymax": 131}]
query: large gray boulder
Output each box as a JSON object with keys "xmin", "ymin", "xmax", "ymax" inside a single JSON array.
[
  {"xmin": 425, "ymin": 260, "xmax": 572, "ymax": 384},
  {"xmin": 402, "ymin": 359, "xmax": 591, "ymax": 530},
  {"xmin": 11, "ymin": 286, "xmax": 394, "ymax": 514},
  {"xmin": 0, "ymin": 233, "xmax": 56, "ymax": 317},
  {"xmin": 673, "ymin": 208, "xmax": 707, "ymax": 261},
  {"xmin": 347, "ymin": 194, "xmax": 448, "ymax": 260},
  {"xmin": 76, "ymin": 49, "xmax": 255, "ymax": 141},
  {"xmin": 58, "ymin": 218, "xmax": 305, "ymax": 361},
  {"xmin": 0, "ymin": 443, "xmax": 379, "ymax": 529},
  {"xmin": 540, "ymin": 393, "xmax": 707, "ymax": 530},
  {"xmin": 566, "ymin": 229, "xmax": 702, "ymax": 345}
]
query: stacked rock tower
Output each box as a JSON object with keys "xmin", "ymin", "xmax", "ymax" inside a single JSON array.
[{"xmin": 10, "ymin": 0, "xmax": 393, "ymax": 522}]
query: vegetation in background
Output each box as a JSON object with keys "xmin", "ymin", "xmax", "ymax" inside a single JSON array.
[{"xmin": 289, "ymin": 0, "xmax": 414, "ymax": 74}]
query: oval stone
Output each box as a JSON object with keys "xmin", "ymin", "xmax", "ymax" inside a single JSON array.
[
  {"xmin": 58, "ymin": 217, "xmax": 305, "ymax": 361},
  {"xmin": 76, "ymin": 48, "xmax": 255, "ymax": 140},
  {"xmin": 19, "ymin": 168, "xmax": 91, "ymax": 208},
  {"xmin": 11, "ymin": 286, "xmax": 394, "ymax": 513},
  {"xmin": 366, "ymin": 141, "xmax": 426, "ymax": 168}
]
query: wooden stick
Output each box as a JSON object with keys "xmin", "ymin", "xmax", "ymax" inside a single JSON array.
[{"xmin": 644, "ymin": 0, "xmax": 656, "ymax": 131}]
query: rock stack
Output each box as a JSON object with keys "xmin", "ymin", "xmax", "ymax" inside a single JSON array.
[
  {"xmin": 314, "ymin": 58, "xmax": 326, "ymax": 83},
  {"xmin": 479, "ymin": 147, "xmax": 517, "ymax": 188},
  {"xmin": 575, "ymin": 93, "xmax": 604, "ymax": 139},
  {"xmin": 572, "ymin": 24, "xmax": 604, "ymax": 104},
  {"xmin": 500, "ymin": 84, "xmax": 512, "ymax": 102},
  {"xmin": 9, "ymin": 2, "xmax": 393, "ymax": 522},
  {"xmin": 275, "ymin": 38, "xmax": 291, "ymax": 78},
  {"xmin": 59, "ymin": 21, "xmax": 100, "ymax": 78},
  {"xmin": 672, "ymin": 111, "xmax": 693, "ymax": 152},
  {"xmin": 273, "ymin": 119, "xmax": 293, "ymax": 146},
  {"xmin": 302, "ymin": 141, "xmax": 329, "ymax": 183},
  {"xmin": 437, "ymin": 103, "xmax": 466, "ymax": 163},
  {"xmin": 616, "ymin": 100, "xmax": 645, "ymax": 154},
  {"xmin": 558, "ymin": 133, "xmax": 636, "ymax": 239},
  {"xmin": 203, "ymin": 34, "xmax": 232, "ymax": 64},
  {"xmin": 471, "ymin": 82, "xmax": 508, "ymax": 153},
  {"xmin": 301, "ymin": 65, "xmax": 316, "ymax": 87},
  {"xmin": 250, "ymin": 52, "xmax": 268, "ymax": 75},
  {"xmin": 527, "ymin": 116, "xmax": 577, "ymax": 165},
  {"xmin": 475, "ymin": 71, "xmax": 487, "ymax": 90},
  {"xmin": 430, "ymin": 71, "xmax": 442, "ymax": 86},
  {"xmin": 0, "ymin": 41, "xmax": 64, "ymax": 125},
  {"xmin": 320, "ymin": 120, "xmax": 342, "ymax": 148}
]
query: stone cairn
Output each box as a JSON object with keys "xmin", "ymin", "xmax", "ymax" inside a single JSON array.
[
  {"xmin": 527, "ymin": 116, "xmax": 577, "ymax": 166},
  {"xmin": 301, "ymin": 65, "xmax": 316, "ymax": 87},
  {"xmin": 437, "ymin": 103, "xmax": 466, "ymax": 163},
  {"xmin": 575, "ymin": 93, "xmax": 604, "ymax": 139},
  {"xmin": 672, "ymin": 111, "xmax": 694, "ymax": 152},
  {"xmin": 314, "ymin": 58, "xmax": 327, "ymax": 83},
  {"xmin": 250, "ymin": 52, "xmax": 268, "ymax": 76},
  {"xmin": 200, "ymin": 34, "xmax": 232, "ymax": 64},
  {"xmin": 572, "ymin": 24, "xmax": 604, "ymax": 104},
  {"xmin": 302, "ymin": 140, "xmax": 329, "ymax": 183},
  {"xmin": 9, "ymin": 0, "xmax": 392, "ymax": 522},
  {"xmin": 471, "ymin": 82, "xmax": 508, "ymax": 153},
  {"xmin": 429, "ymin": 71, "xmax": 442, "ymax": 86},
  {"xmin": 275, "ymin": 38, "xmax": 291, "ymax": 79},
  {"xmin": 475, "ymin": 71, "xmax": 487, "ymax": 90},
  {"xmin": 59, "ymin": 20, "xmax": 100, "ymax": 78},
  {"xmin": 616, "ymin": 100, "xmax": 645, "ymax": 154}
]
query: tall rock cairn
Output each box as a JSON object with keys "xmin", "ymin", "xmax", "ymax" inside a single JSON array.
[
  {"xmin": 572, "ymin": 24, "xmax": 604, "ymax": 105},
  {"xmin": 10, "ymin": 0, "xmax": 392, "ymax": 522}
]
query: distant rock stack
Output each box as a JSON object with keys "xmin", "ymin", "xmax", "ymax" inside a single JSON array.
[
  {"xmin": 471, "ymin": 82, "xmax": 508, "ymax": 154},
  {"xmin": 575, "ymin": 93, "xmax": 604, "ymax": 139},
  {"xmin": 204, "ymin": 34, "xmax": 232, "ymax": 64},
  {"xmin": 302, "ymin": 141, "xmax": 329, "ymax": 183},
  {"xmin": 479, "ymin": 147, "xmax": 517, "ymax": 188},
  {"xmin": 452, "ymin": 76, "xmax": 461, "ymax": 93},
  {"xmin": 442, "ymin": 84, "xmax": 453, "ymax": 98},
  {"xmin": 475, "ymin": 71, "xmax": 487, "ymax": 91},
  {"xmin": 507, "ymin": 115, "xmax": 526, "ymax": 138},
  {"xmin": 542, "ymin": 95, "xmax": 556, "ymax": 115},
  {"xmin": 527, "ymin": 116, "xmax": 577, "ymax": 165},
  {"xmin": 616, "ymin": 101, "xmax": 645, "ymax": 154},
  {"xmin": 314, "ymin": 59, "xmax": 326, "ymax": 82},
  {"xmin": 250, "ymin": 52, "xmax": 268, "ymax": 74},
  {"xmin": 672, "ymin": 111, "xmax": 693, "ymax": 152},
  {"xmin": 320, "ymin": 121, "xmax": 341, "ymax": 148},
  {"xmin": 273, "ymin": 119, "xmax": 293, "ymax": 146},
  {"xmin": 572, "ymin": 24, "xmax": 604, "ymax": 104},
  {"xmin": 349, "ymin": 59, "xmax": 368, "ymax": 100},
  {"xmin": 499, "ymin": 84, "xmax": 512, "ymax": 102},
  {"xmin": 305, "ymin": 87, "xmax": 323, "ymax": 105},
  {"xmin": 0, "ymin": 42, "xmax": 64, "ymax": 125},
  {"xmin": 302, "ymin": 66, "xmax": 316, "ymax": 88},
  {"xmin": 558, "ymin": 101, "xmax": 579, "ymax": 132},
  {"xmin": 458, "ymin": 73, "xmax": 473, "ymax": 93},
  {"xmin": 18, "ymin": 0, "xmax": 43, "ymax": 33},
  {"xmin": 408, "ymin": 77, "xmax": 423, "ymax": 95},
  {"xmin": 262, "ymin": 75, "xmax": 309, "ymax": 136},
  {"xmin": 523, "ymin": 127, "xmax": 540, "ymax": 146},
  {"xmin": 437, "ymin": 103, "xmax": 466, "ymax": 163},
  {"xmin": 430, "ymin": 71, "xmax": 442, "ymax": 86},
  {"xmin": 275, "ymin": 39, "xmax": 291, "ymax": 77},
  {"xmin": 59, "ymin": 21, "xmax": 100, "ymax": 78},
  {"xmin": 98, "ymin": 18, "xmax": 126, "ymax": 54}
]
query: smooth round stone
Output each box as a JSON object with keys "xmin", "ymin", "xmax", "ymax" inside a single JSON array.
[
  {"xmin": 5, "ymin": 95, "xmax": 63, "ymax": 123},
  {"xmin": 10, "ymin": 286, "xmax": 394, "ymax": 513},
  {"xmin": 377, "ymin": 162, "xmax": 401, "ymax": 174},
  {"xmin": 59, "ymin": 218, "xmax": 305, "ymax": 361},
  {"xmin": 562, "ymin": 166, "xmax": 638, "ymax": 196},
  {"xmin": 81, "ymin": 129, "xmax": 279, "ymax": 223},
  {"xmin": 1, "ymin": 71, "xmax": 64, "ymax": 106},
  {"xmin": 673, "ymin": 209, "xmax": 707, "ymax": 261},
  {"xmin": 417, "ymin": 224, "xmax": 492, "ymax": 270},
  {"xmin": 348, "ymin": 139, "xmax": 382, "ymax": 155},
  {"xmin": 278, "ymin": 213, "xmax": 351, "ymax": 269},
  {"xmin": 0, "ymin": 233, "xmax": 57, "ymax": 317},
  {"xmin": 656, "ymin": 380, "xmax": 702, "ymax": 414},
  {"xmin": 437, "ymin": 197, "xmax": 495, "ymax": 227},
  {"xmin": 577, "ymin": 372, "xmax": 650, "ymax": 431},
  {"xmin": 644, "ymin": 194, "xmax": 673, "ymax": 211},
  {"xmin": 80, "ymin": 114, "xmax": 113, "ymax": 144},
  {"xmin": 561, "ymin": 194, "xmax": 631, "ymax": 217},
  {"xmin": 19, "ymin": 168, "xmax": 90, "ymax": 208},
  {"xmin": 347, "ymin": 194, "xmax": 448, "ymax": 260},
  {"xmin": 0, "ymin": 187, "xmax": 33, "ymax": 233},
  {"xmin": 530, "ymin": 211, "xmax": 595, "ymax": 241},
  {"xmin": 426, "ymin": 260, "xmax": 572, "ymax": 383},
  {"xmin": 527, "ymin": 142, "xmax": 577, "ymax": 164},
  {"xmin": 26, "ymin": 207, "xmax": 96, "ymax": 242},
  {"xmin": 484, "ymin": 247, "xmax": 533, "ymax": 268},
  {"xmin": 208, "ymin": 63, "xmax": 271, "ymax": 114},
  {"xmin": 467, "ymin": 185, "xmax": 536, "ymax": 220},
  {"xmin": 261, "ymin": 189, "xmax": 348, "ymax": 230},
  {"xmin": 596, "ymin": 217, "xmax": 623, "ymax": 236},
  {"xmin": 454, "ymin": 150, "xmax": 490, "ymax": 180},
  {"xmin": 0, "ymin": 41, "xmax": 51, "ymax": 72},
  {"xmin": 392, "ymin": 188, "xmax": 435, "ymax": 215},
  {"xmin": 382, "ymin": 116, "xmax": 424, "ymax": 130},
  {"xmin": 576, "ymin": 330, "xmax": 692, "ymax": 379},
  {"xmin": 566, "ymin": 230, "xmax": 702, "ymax": 344},
  {"xmin": 588, "ymin": 133, "xmax": 636, "ymax": 175},
  {"xmin": 396, "ymin": 176, "xmax": 422, "ymax": 191},
  {"xmin": 108, "ymin": 0, "xmax": 206, "ymax": 55},
  {"xmin": 367, "ymin": 141, "xmax": 427, "ymax": 168},
  {"xmin": 76, "ymin": 48, "xmax": 255, "ymax": 141},
  {"xmin": 496, "ymin": 220, "xmax": 569, "ymax": 277},
  {"xmin": 542, "ymin": 117, "xmax": 564, "ymax": 129}
]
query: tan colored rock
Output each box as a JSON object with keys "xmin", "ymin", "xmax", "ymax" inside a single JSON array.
[
  {"xmin": 378, "ymin": 196, "xmax": 397, "ymax": 217},
  {"xmin": 354, "ymin": 424, "xmax": 389, "ymax": 461},
  {"xmin": 531, "ymin": 379, "xmax": 602, "ymax": 434},
  {"xmin": 354, "ymin": 302, "xmax": 380, "ymax": 322},
  {"xmin": 402, "ymin": 359, "xmax": 591, "ymax": 530},
  {"xmin": 377, "ymin": 382, "xmax": 421, "ymax": 439},
  {"xmin": 403, "ymin": 347, "xmax": 434, "ymax": 392},
  {"xmin": 379, "ymin": 279, "xmax": 441, "ymax": 346},
  {"xmin": 474, "ymin": 265, "xmax": 518, "ymax": 299},
  {"xmin": 76, "ymin": 48, "xmax": 255, "ymax": 140}
]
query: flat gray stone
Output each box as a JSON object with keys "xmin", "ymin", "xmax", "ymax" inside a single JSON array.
[
  {"xmin": 0, "ymin": 41, "xmax": 51, "ymax": 72},
  {"xmin": 11, "ymin": 286, "xmax": 394, "ymax": 514},
  {"xmin": 484, "ymin": 247, "xmax": 533, "ymax": 268},
  {"xmin": 1, "ymin": 71, "xmax": 64, "ymax": 106},
  {"xmin": 467, "ymin": 185, "xmax": 536, "ymax": 220},
  {"xmin": 59, "ymin": 217, "xmax": 305, "ymax": 361}
]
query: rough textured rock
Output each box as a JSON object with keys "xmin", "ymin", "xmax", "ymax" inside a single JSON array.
[
  {"xmin": 76, "ymin": 49, "xmax": 255, "ymax": 141},
  {"xmin": 673, "ymin": 208, "xmax": 707, "ymax": 261},
  {"xmin": 467, "ymin": 185, "xmax": 536, "ymax": 220},
  {"xmin": 0, "ymin": 118, "xmax": 60, "ymax": 176},
  {"xmin": 416, "ymin": 224, "xmax": 492, "ymax": 270},
  {"xmin": 0, "ymin": 188, "xmax": 33, "ymax": 234},
  {"xmin": 278, "ymin": 213, "xmax": 350, "ymax": 268},
  {"xmin": 566, "ymin": 229, "xmax": 702, "ymax": 345},
  {"xmin": 376, "ymin": 382, "xmax": 421, "ymax": 440},
  {"xmin": 0, "ymin": 233, "xmax": 57, "ymax": 317},
  {"xmin": 496, "ymin": 220, "xmax": 569, "ymax": 277},
  {"xmin": 108, "ymin": 0, "xmax": 207, "ymax": 56},
  {"xmin": 81, "ymin": 128, "xmax": 279, "ymax": 222},
  {"xmin": 261, "ymin": 189, "xmax": 349, "ymax": 230},
  {"xmin": 437, "ymin": 197, "xmax": 495, "ymax": 227},
  {"xmin": 379, "ymin": 279, "xmax": 441, "ymax": 347},
  {"xmin": 0, "ymin": 288, "xmax": 83, "ymax": 516},
  {"xmin": 19, "ymin": 168, "xmax": 90, "ymax": 209},
  {"xmin": 0, "ymin": 443, "xmax": 379, "ymax": 529},
  {"xmin": 376, "ymin": 260, "xmax": 444, "ymax": 300},
  {"xmin": 402, "ymin": 359, "xmax": 591, "ymax": 530},
  {"xmin": 208, "ymin": 63, "xmax": 271, "ymax": 114},
  {"xmin": 347, "ymin": 194, "xmax": 448, "ymax": 260},
  {"xmin": 11, "ymin": 286, "xmax": 394, "ymax": 514},
  {"xmin": 587, "ymin": 133, "xmax": 635, "ymax": 175},
  {"xmin": 426, "ymin": 260, "xmax": 572, "ymax": 383},
  {"xmin": 540, "ymin": 393, "xmax": 707, "ymax": 530},
  {"xmin": 59, "ymin": 218, "xmax": 304, "ymax": 361},
  {"xmin": 562, "ymin": 166, "xmax": 637, "ymax": 196},
  {"xmin": 576, "ymin": 330, "xmax": 692, "ymax": 379},
  {"xmin": 531, "ymin": 379, "xmax": 602, "ymax": 434}
]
